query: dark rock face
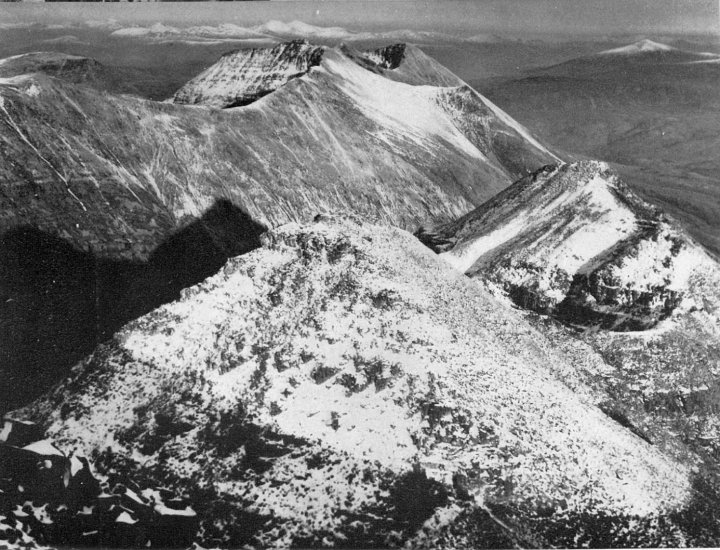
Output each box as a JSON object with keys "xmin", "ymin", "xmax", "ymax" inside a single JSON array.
[
  {"xmin": 0, "ymin": 418, "xmax": 45, "ymax": 447},
  {"xmin": 554, "ymin": 226, "xmax": 689, "ymax": 330},
  {"xmin": 0, "ymin": 420, "xmax": 197, "ymax": 549},
  {"xmin": 370, "ymin": 43, "xmax": 407, "ymax": 70},
  {"xmin": 0, "ymin": 200, "xmax": 265, "ymax": 415}
]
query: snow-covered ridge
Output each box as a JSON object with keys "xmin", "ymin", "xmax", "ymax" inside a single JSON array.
[
  {"xmin": 255, "ymin": 19, "xmax": 352, "ymax": 40},
  {"xmin": 21, "ymin": 215, "xmax": 694, "ymax": 546},
  {"xmin": 599, "ymin": 39, "xmax": 676, "ymax": 55},
  {"xmin": 316, "ymin": 50, "xmax": 488, "ymax": 162},
  {"xmin": 430, "ymin": 161, "xmax": 716, "ymax": 330}
]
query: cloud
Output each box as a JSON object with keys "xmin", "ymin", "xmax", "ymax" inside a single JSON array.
[
  {"xmin": 110, "ymin": 22, "xmax": 273, "ymax": 43},
  {"xmin": 15, "ymin": 18, "xmax": 510, "ymax": 47},
  {"xmin": 41, "ymin": 35, "xmax": 84, "ymax": 45}
]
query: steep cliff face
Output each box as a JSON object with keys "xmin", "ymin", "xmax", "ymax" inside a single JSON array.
[
  {"xmin": 15, "ymin": 216, "xmax": 711, "ymax": 548},
  {"xmin": 426, "ymin": 161, "xmax": 714, "ymax": 330},
  {"xmin": 171, "ymin": 41, "xmax": 326, "ymax": 108}
]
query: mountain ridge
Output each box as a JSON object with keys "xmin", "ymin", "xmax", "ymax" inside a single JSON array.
[{"xmin": 422, "ymin": 161, "xmax": 715, "ymax": 330}]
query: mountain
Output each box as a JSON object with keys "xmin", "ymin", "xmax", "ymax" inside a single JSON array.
[
  {"xmin": 421, "ymin": 161, "xmax": 716, "ymax": 330},
  {"xmin": 3, "ymin": 34, "xmax": 720, "ymax": 550},
  {"xmin": 0, "ymin": 51, "xmax": 181, "ymax": 98},
  {"xmin": 0, "ymin": 52, "xmax": 104, "ymax": 82},
  {"xmin": 537, "ymin": 39, "xmax": 719, "ymax": 75},
  {"xmin": 420, "ymin": 161, "xmax": 720, "ymax": 501},
  {"xmin": 107, "ymin": 20, "xmax": 466, "ymax": 46},
  {"xmin": 476, "ymin": 39, "xmax": 720, "ymax": 256},
  {"xmin": 171, "ymin": 42, "xmax": 471, "ymax": 107},
  {"xmin": 111, "ymin": 22, "xmax": 269, "ymax": 41},
  {"xmin": 10, "ymin": 215, "xmax": 718, "ymax": 548},
  {"xmin": 0, "ymin": 41, "xmax": 557, "ymax": 412}
]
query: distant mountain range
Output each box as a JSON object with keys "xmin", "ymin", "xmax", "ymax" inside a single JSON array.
[{"xmin": 104, "ymin": 19, "xmax": 494, "ymax": 45}]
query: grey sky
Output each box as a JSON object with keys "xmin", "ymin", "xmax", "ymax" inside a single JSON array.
[{"xmin": 0, "ymin": 0, "xmax": 717, "ymax": 37}]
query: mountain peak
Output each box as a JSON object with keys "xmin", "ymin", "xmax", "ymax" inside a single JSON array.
[
  {"xmin": 20, "ymin": 214, "xmax": 693, "ymax": 547},
  {"xmin": 427, "ymin": 161, "xmax": 713, "ymax": 330},
  {"xmin": 599, "ymin": 39, "xmax": 675, "ymax": 56},
  {"xmin": 172, "ymin": 40, "xmax": 325, "ymax": 108}
]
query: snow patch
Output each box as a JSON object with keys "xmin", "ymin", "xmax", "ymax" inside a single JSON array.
[
  {"xmin": 22, "ymin": 440, "xmax": 64, "ymax": 457},
  {"xmin": 319, "ymin": 54, "xmax": 486, "ymax": 161},
  {"xmin": 600, "ymin": 39, "xmax": 675, "ymax": 55}
]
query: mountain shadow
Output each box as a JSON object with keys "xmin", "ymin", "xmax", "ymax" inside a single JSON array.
[{"xmin": 0, "ymin": 199, "xmax": 266, "ymax": 416}]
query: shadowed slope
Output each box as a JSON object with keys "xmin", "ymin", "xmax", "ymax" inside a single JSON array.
[{"xmin": 0, "ymin": 200, "xmax": 265, "ymax": 415}]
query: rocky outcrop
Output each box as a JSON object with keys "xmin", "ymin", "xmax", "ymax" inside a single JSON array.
[
  {"xmin": 365, "ymin": 43, "xmax": 407, "ymax": 70},
  {"xmin": 428, "ymin": 161, "xmax": 715, "ymax": 330},
  {"xmin": 359, "ymin": 43, "xmax": 469, "ymax": 88}
]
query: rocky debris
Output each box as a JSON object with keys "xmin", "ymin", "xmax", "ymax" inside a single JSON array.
[
  {"xmin": 0, "ymin": 420, "xmax": 197, "ymax": 549},
  {"xmin": 171, "ymin": 40, "xmax": 325, "ymax": 108},
  {"xmin": 428, "ymin": 161, "xmax": 715, "ymax": 330},
  {"xmin": 13, "ymin": 215, "xmax": 718, "ymax": 548},
  {"xmin": 0, "ymin": 420, "xmax": 44, "ymax": 448}
]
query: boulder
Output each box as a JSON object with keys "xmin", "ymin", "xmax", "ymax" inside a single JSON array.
[{"xmin": 0, "ymin": 419, "xmax": 44, "ymax": 448}]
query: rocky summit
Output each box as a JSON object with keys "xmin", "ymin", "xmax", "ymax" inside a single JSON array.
[{"xmin": 171, "ymin": 41, "xmax": 326, "ymax": 108}]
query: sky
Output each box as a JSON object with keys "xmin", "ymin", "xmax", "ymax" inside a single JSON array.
[{"xmin": 0, "ymin": 0, "xmax": 717, "ymax": 38}]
